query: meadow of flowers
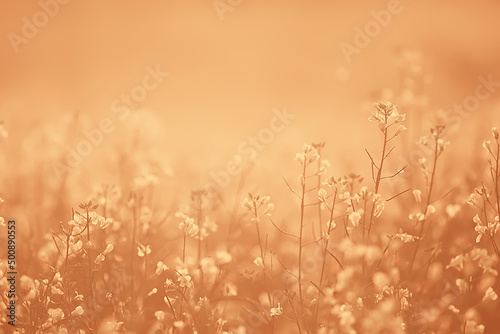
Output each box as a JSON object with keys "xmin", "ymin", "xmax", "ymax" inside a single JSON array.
[{"xmin": 1, "ymin": 94, "xmax": 500, "ymax": 334}]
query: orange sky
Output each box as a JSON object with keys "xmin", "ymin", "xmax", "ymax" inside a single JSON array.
[{"xmin": 1, "ymin": 0, "xmax": 500, "ymax": 181}]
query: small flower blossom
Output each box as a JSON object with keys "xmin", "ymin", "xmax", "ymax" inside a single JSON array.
[
  {"xmin": 215, "ymin": 251, "xmax": 232, "ymax": 265},
  {"xmin": 137, "ymin": 243, "xmax": 151, "ymax": 257},
  {"xmin": 156, "ymin": 261, "xmax": 169, "ymax": 275},
  {"xmin": 103, "ymin": 244, "xmax": 114, "ymax": 255},
  {"xmin": 394, "ymin": 124, "xmax": 407, "ymax": 136},
  {"xmin": 348, "ymin": 211, "xmax": 363, "ymax": 227},
  {"xmin": 242, "ymin": 194, "xmax": 273, "ymax": 222},
  {"xmin": 178, "ymin": 214, "xmax": 199, "ymax": 237},
  {"xmin": 467, "ymin": 193, "xmax": 477, "ymax": 206},
  {"xmin": 294, "ymin": 144, "xmax": 319, "ymax": 166},
  {"xmin": 413, "ymin": 189, "xmax": 422, "ymax": 204},
  {"xmin": 71, "ymin": 306, "xmax": 84, "ymax": 316},
  {"xmin": 270, "ymin": 303, "xmax": 283, "ymax": 316},
  {"xmin": 393, "ymin": 231, "xmax": 419, "ymax": 243},
  {"xmin": 482, "ymin": 287, "xmax": 498, "ymax": 302},
  {"xmin": 253, "ymin": 257, "xmax": 264, "ymax": 269},
  {"xmin": 177, "ymin": 268, "xmax": 193, "ymax": 288},
  {"xmin": 155, "ymin": 310, "xmax": 165, "ymax": 322},
  {"xmin": 94, "ymin": 254, "xmax": 105, "ymax": 265}
]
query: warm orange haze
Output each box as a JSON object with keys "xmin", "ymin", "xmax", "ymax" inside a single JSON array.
[{"xmin": 1, "ymin": 0, "xmax": 500, "ymax": 333}]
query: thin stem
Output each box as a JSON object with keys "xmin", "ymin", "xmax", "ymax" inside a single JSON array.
[
  {"xmin": 298, "ymin": 162, "xmax": 307, "ymax": 307},
  {"xmin": 409, "ymin": 137, "xmax": 439, "ymax": 273}
]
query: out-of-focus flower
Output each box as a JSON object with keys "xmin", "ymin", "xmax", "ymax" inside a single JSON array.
[
  {"xmin": 413, "ymin": 190, "xmax": 422, "ymax": 204},
  {"xmin": 253, "ymin": 257, "xmax": 264, "ymax": 269},
  {"xmin": 173, "ymin": 321, "xmax": 186, "ymax": 329},
  {"xmin": 348, "ymin": 211, "xmax": 363, "ymax": 227},
  {"xmin": 154, "ymin": 310, "xmax": 165, "ymax": 322},
  {"xmin": 294, "ymin": 143, "xmax": 319, "ymax": 166},
  {"xmin": 177, "ymin": 268, "xmax": 193, "ymax": 288},
  {"xmin": 178, "ymin": 214, "xmax": 199, "ymax": 237},
  {"xmin": 215, "ymin": 251, "xmax": 232, "ymax": 265},
  {"xmin": 137, "ymin": 243, "xmax": 151, "ymax": 257},
  {"xmin": 482, "ymin": 287, "xmax": 498, "ymax": 302},
  {"xmin": 392, "ymin": 230, "xmax": 419, "ymax": 243},
  {"xmin": 156, "ymin": 261, "xmax": 169, "ymax": 275},
  {"xmin": 270, "ymin": 303, "xmax": 283, "ymax": 317},
  {"xmin": 71, "ymin": 306, "xmax": 84, "ymax": 316}
]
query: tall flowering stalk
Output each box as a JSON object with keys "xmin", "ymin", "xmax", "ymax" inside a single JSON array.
[
  {"xmin": 468, "ymin": 127, "xmax": 500, "ymax": 258},
  {"xmin": 409, "ymin": 125, "xmax": 448, "ymax": 273},
  {"xmin": 366, "ymin": 102, "xmax": 407, "ymax": 240},
  {"xmin": 294, "ymin": 144, "xmax": 320, "ymax": 307},
  {"xmin": 242, "ymin": 193, "xmax": 274, "ymax": 306}
]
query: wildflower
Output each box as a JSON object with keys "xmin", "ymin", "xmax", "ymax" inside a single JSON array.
[
  {"xmin": 294, "ymin": 143, "xmax": 319, "ymax": 166},
  {"xmin": 419, "ymin": 158, "xmax": 427, "ymax": 170},
  {"xmin": 71, "ymin": 306, "xmax": 84, "ymax": 316},
  {"xmin": 74, "ymin": 291, "xmax": 84, "ymax": 301},
  {"xmin": 446, "ymin": 204, "xmax": 461, "ymax": 218},
  {"xmin": 253, "ymin": 257, "xmax": 264, "ymax": 269},
  {"xmin": 156, "ymin": 261, "xmax": 169, "ymax": 275},
  {"xmin": 373, "ymin": 195, "xmax": 385, "ymax": 218},
  {"xmin": 242, "ymin": 194, "xmax": 273, "ymax": 222},
  {"xmin": 177, "ymin": 268, "xmax": 193, "ymax": 288},
  {"xmin": 483, "ymin": 140, "xmax": 493, "ymax": 155},
  {"xmin": 137, "ymin": 243, "xmax": 151, "ymax": 257},
  {"xmin": 393, "ymin": 231, "xmax": 419, "ymax": 243},
  {"xmin": 178, "ymin": 215, "xmax": 198, "ymax": 237},
  {"xmin": 482, "ymin": 287, "xmax": 498, "ymax": 302},
  {"xmin": 215, "ymin": 251, "xmax": 232, "ymax": 265},
  {"xmin": 173, "ymin": 321, "xmax": 186, "ymax": 329},
  {"xmin": 94, "ymin": 254, "xmax": 105, "ymax": 265},
  {"xmin": 492, "ymin": 127, "xmax": 499, "ymax": 139},
  {"xmin": 413, "ymin": 189, "xmax": 422, "ymax": 203},
  {"xmin": 356, "ymin": 297, "xmax": 364, "ymax": 309},
  {"xmin": 51, "ymin": 286, "xmax": 64, "ymax": 295},
  {"xmin": 348, "ymin": 211, "xmax": 362, "ymax": 227},
  {"xmin": 48, "ymin": 308, "xmax": 65, "ymax": 322},
  {"xmin": 448, "ymin": 305, "xmax": 460, "ymax": 314},
  {"xmin": 467, "ymin": 193, "xmax": 477, "ymax": 206},
  {"xmin": 426, "ymin": 205, "xmax": 436, "ymax": 217},
  {"xmin": 270, "ymin": 303, "xmax": 283, "ymax": 316},
  {"xmin": 394, "ymin": 124, "xmax": 407, "ymax": 136},
  {"xmin": 473, "ymin": 214, "xmax": 499, "ymax": 243},
  {"xmin": 409, "ymin": 212, "xmax": 425, "ymax": 222},
  {"xmin": 154, "ymin": 310, "xmax": 165, "ymax": 322},
  {"xmin": 399, "ymin": 288, "xmax": 412, "ymax": 310}
]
